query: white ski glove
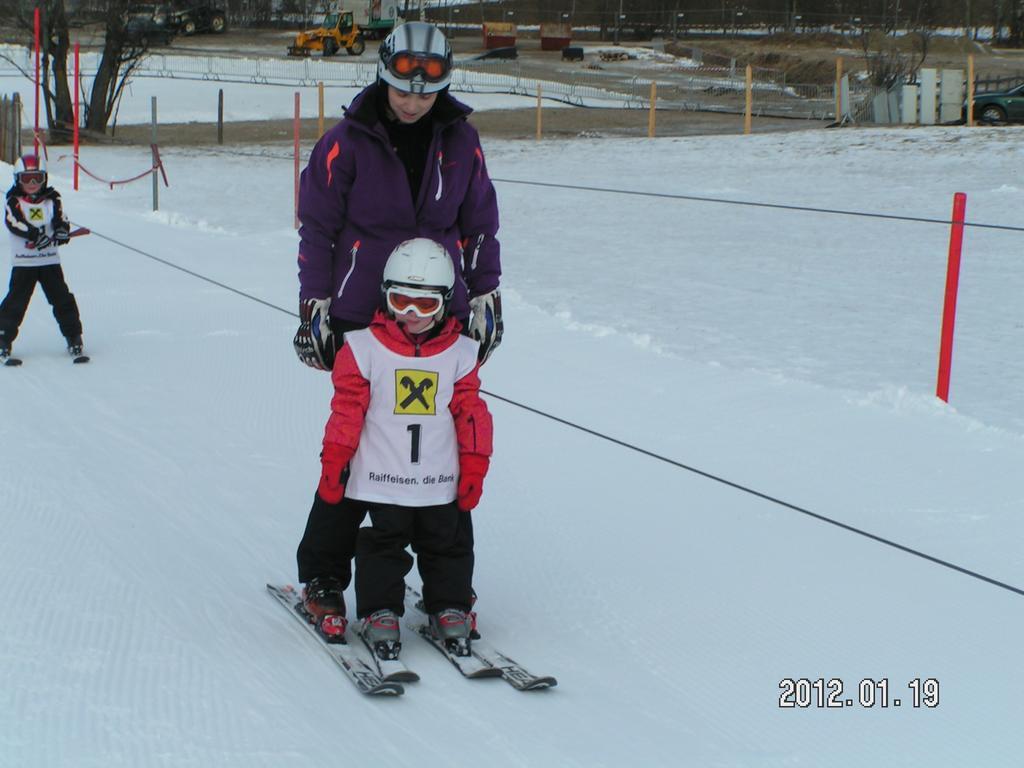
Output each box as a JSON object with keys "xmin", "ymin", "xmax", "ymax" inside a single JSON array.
[
  {"xmin": 467, "ymin": 289, "xmax": 503, "ymax": 364},
  {"xmin": 293, "ymin": 297, "xmax": 335, "ymax": 370}
]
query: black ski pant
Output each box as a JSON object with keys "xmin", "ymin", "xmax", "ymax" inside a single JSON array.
[
  {"xmin": 294, "ymin": 315, "xmax": 370, "ymax": 586},
  {"xmin": 355, "ymin": 502, "xmax": 474, "ymax": 619},
  {"xmin": 296, "ymin": 494, "xmax": 367, "ymax": 587},
  {"xmin": 0, "ymin": 265, "xmax": 83, "ymax": 345}
]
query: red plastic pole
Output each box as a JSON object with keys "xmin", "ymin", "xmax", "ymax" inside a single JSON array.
[
  {"xmin": 73, "ymin": 42, "xmax": 80, "ymax": 190},
  {"xmin": 33, "ymin": 6, "xmax": 40, "ymax": 153},
  {"xmin": 294, "ymin": 91, "xmax": 300, "ymax": 229},
  {"xmin": 936, "ymin": 192, "xmax": 967, "ymax": 403}
]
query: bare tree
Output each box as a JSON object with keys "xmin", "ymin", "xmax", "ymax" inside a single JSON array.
[
  {"xmin": 0, "ymin": 0, "xmax": 155, "ymax": 138},
  {"xmin": 86, "ymin": 0, "xmax": 153, "ymax": 134}
]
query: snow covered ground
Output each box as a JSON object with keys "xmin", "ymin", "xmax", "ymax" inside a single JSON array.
[{"xmin": 2, "ymin": 73, "xmax": 1024, "ymax": 767}]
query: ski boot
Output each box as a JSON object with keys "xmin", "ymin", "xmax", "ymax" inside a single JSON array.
[
  {"xmin": 360, "ymin": 609, "xmax": 401, "ymax": 661},
  {"xmin": 0, "ymin": 343, "xmax": 11, "ymax": 365},
  {"xmin": 469, "ymin": 588, "xmax": 480, "ymax": 640},
  {"xmin": 430, "ymin": 608, "xmax": 472, "ymax": 657},
  {"xmin": 301, "ymin": 576, "xmax": 348, "ymax": 643},
  {"xmin": 66, "ymin": 335, "xmax": 88, "ymax": 363}
]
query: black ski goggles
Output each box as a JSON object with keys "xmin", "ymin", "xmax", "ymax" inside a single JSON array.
[{"xmin": 388, "ymin": 52, "xmax": 449, "ymax": 83}]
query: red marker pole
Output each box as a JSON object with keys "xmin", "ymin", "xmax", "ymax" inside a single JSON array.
[
  {"xmin": 33, "ymin": 6, "xmax": 40, "ymax": 153},
  {"xmin": 73, "ymin": 42, "xmax": 80, "ymax": 190},
  {"xmin": 936, "ymin": 192, "xmax": 967, "ymax": 403}
]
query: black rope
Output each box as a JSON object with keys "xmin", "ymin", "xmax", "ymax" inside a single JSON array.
[
  {"xmin": 80, "ymin": 226, "xmax": 1024, "ymax": 600},
  {"xmin": 86, "ymin": 229, "xmax": 295, "ymax": 317},
  {"xmin": 482, "ymin": 391, "xmax": 1024, "ymax": 599},
  {"xmin": 492, "ymin": 177, "xmax": 1024, "ymax": 234},
  {"xmin": 157, "ymin": 145, "xmax": 1024, "ymax": 233}
]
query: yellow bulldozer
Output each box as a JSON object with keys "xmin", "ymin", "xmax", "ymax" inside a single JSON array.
[{"xmin": 288, "ymin": 10, "xmax": 366, "ymax": 57}]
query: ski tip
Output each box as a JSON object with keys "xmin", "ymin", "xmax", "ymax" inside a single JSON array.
[
  {"xmin": 382, "ymin": 670, "xmax": 420, "ymax": 684},
  {"xmin": 267, "ymin": 583, "xmax": 297, "ymax": 595},
  {"xmin": 3, "ymin": 358, "xmax": 23, "ymax": 367},
  {"xmin": 72, "ymin": 356, "xmax": 90, "ymax": 364},
  {"xmin": 520, "ymin": 676, "xmax": 558, "ymax": 690},
  {"xmin": 368, "ymin": 682, "xmax": 405, "ymax": 696}
]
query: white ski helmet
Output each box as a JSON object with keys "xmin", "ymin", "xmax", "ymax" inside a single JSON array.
[
  {"xmin": 382, "ymin": 238, "xmax": 455, "ymax": 321},
  {"xmin": 377, "ymin": 22, "xmax": 452, "ymax": 95},
  {"xmin": 14, "ymin": 153, "xmax": 46, "ymax": 187}
]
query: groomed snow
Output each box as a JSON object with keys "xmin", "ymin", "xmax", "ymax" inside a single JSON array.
[{"xmin": 1, "ymin": 68, "xmax": 1024, "ymax": 767}]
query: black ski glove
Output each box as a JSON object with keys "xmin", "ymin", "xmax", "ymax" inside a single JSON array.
[
  {"xmin": 468, "ymin": 289, "xmax": 503, "ymax": 364},
  {"xmin": 293, "ymin": 298, "xmax": 336, "ymax": 371},
  {"xmin": 29, "ymin": 228, "xmax": 51, "ymax": 250}
]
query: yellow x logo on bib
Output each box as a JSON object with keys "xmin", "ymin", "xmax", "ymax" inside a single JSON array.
[{"xmin": 395, "ymin": 369, "xmax": 438, "ymax": 415}]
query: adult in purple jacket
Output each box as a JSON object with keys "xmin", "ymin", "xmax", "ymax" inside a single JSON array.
[{"xmin": 293, "ymin": 21, "xmax": 503, "ymax": 630}]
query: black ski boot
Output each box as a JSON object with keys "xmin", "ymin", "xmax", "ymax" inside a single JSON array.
[
  {"xmin": 66, "ymin": 335, "xmax": 88, "ymax": 363},
  {"xmin": 301, "ymin": 576, "xmax": 347, "ymax": 643}
]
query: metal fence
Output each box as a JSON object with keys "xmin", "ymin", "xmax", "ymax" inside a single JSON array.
[{"xmin": 0, "ymin": 45, "xmax": 848, "ymax": 120}]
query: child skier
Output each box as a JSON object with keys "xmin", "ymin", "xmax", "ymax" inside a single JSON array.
[
  {"xmin": 1, "ymin": 153, "xmax": 85, "ymax": 365},
  {"xmin": 311, "ymin": 237, "xmax": 492, "ymax": 661}
]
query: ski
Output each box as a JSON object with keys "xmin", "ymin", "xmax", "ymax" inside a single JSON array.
[
  {"xmin": 0, "ymin": 355, "xmax": 88, "ymax": 365},
  {"xmin": 354, "ymin": 621, "xmax": 420, "ymax": 683},
  {"xmin": 467, "ymin": 638, "xmax": 558, "ymax": 691},
  {"xmin": 405, "ymin": 586, "xmax": 556, "ymax": 691},
  {"xmin": 265, "ymin": 584, "xmax": 404, "ymax": 696},
  {"xmin": 402, "ymin": 588, "xmax": 502, "ymax": 679}
]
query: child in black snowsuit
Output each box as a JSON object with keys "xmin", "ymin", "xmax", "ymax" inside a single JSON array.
[{"xmin": 1, "ymin": 153, "xmax": 85, "ymax": 363}]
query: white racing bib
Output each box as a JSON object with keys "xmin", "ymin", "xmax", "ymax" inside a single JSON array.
[
  {"xmin": 8, "ymin": 197, "xmax": 61, "ymax": 267},
  {"xmin": 344, "ymin": 328, "xmax": 479, "ymax": 506}
]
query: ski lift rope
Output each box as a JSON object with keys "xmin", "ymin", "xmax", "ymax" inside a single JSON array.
[{"xmin": 77, "ymin": 226, "xmax": 1024, "ymax": 603}]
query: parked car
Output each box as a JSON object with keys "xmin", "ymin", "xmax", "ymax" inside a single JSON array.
[
  {"xmin": 123, "ymin": 4, "xmax": 177, "ymax": 46},
  {"xmin": 970, "ymin": 82, "xmax": 1024, "ymax": 123},
  {"xmin": 173, "ymin": 3, "xmax": 227, "ymax": 35}
]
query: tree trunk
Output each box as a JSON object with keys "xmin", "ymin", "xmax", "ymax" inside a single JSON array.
[
  {"xmin": 48, "ymin": 0, "xmax": 74, "ymax": 135},
  {"xmin": 86, "ymin": 41, "xmax": 120, "ymax": 133}
]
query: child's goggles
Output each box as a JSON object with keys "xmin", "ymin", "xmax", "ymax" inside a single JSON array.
[
  {"xmin": 386, "ymin": 285, "xmax": 444, "ymax": 318},
  {"xmin": 388, "ymin": 52, "xmax": 449, "ymax": 83},
  {"xmin": 18, "ymin": 171, "xmax": 45, "ymax": 184}
]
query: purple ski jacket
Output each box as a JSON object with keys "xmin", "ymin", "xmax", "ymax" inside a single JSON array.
[{"xmin": 296, "ymin": 84, "xmax": 501, "ymax": 324}]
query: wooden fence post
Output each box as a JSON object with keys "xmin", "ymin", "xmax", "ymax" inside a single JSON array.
[
  {"xmin": 318, "ymin": 82, "xmax": 325, "ymax": 138},
  {"xmin": 835, "ymin": 57, "xmax": 843, "ymax": 121},
  {"xmin": 966, "ymin": 55, "xmax": 975, "ymax": 127},
  {"xmin": 744, "ymin": 64, "xmax": 753, "ymax": 134},
  {"xmin": 536, "ymin": 83, "xmax": 542, "ymax": 140},
  {"xmin": 648, "ymin": 81, "xmax": 657, "ymax": 137}
]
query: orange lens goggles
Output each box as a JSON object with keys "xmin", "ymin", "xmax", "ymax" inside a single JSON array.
[
  {"xmin": 18, "ymin": 171, "xmax": 45, "ymax": 184},
  {"xmin": 389, "ymin": 52, "xmax": 448, "ymax": 82},
  {"xmin": 386, "ymin": 287, "xmax": 443, "ymax": 317}
]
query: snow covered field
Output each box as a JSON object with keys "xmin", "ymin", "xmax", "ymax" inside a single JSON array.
[{"xmin": 2, "ymin": 72, "xmax": 1024, "ymax": 766}]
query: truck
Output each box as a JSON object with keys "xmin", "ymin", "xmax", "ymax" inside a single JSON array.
[
  {"xmin": 288, "ymin": 10, "xmax": 366, "ymax": 57},
  {"xmin": 348, "ymin": 0, "xmax": 400, "ymax": 40}
]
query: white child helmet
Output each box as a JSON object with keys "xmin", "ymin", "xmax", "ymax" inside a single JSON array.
[
  {"xmin": 377, "ymin": 22, "xmax": 452, "ymax": 95},
  {"xmin": 382, "ymin": 238, "xmax": 455, "ymax": 322}
]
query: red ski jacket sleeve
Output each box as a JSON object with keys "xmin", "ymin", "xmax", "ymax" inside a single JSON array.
[
  {"xmin": 449, "ymin": 363, "xmax": 493, "ymax": 459},
  {"xmin": 323, "ymin": 343, "xmax": 370, "ymax": 452}
]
